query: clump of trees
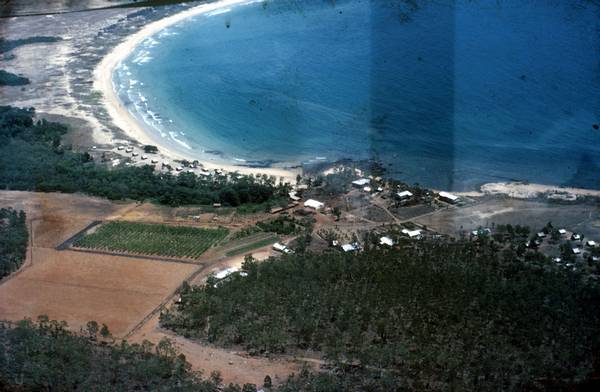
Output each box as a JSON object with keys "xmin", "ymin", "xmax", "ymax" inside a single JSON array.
[
  {"xmin": 0, "ymin": 208, "xmax": 27, "ymax": 279},
  {"xmin": 0, "ymin": 316, "xmax": 223, "ymax": 391},
  {"xmin": 0, "ymin": 106, "xmax": 290, "ymax": 207},
  {"xmin": 161, "ymin": 237, "xmax": 600, "ymax": 390}
]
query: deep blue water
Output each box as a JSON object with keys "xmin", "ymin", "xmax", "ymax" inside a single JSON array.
[{"xmin": 114, "ymin": 0, "xmax": 600, "ymax": 190}]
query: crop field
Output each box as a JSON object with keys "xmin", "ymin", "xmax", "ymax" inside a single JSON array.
[{"xmin": 74, "ymin": 221, "xmax": 229, "ymax": 259}]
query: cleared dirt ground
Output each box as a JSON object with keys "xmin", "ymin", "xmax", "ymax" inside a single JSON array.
[
  {"xmin": 0, "ymin": 191, "xmax": 199, "ymax": 337},
  {"xmin": 414, "ymin": 198, "xmax": 600, "ymax": 238},
  {"xmin": 0, "ymin": 248, "xmax": 196, "ymax": 337}
]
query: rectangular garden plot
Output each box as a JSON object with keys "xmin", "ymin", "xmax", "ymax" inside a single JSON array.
[{"xmin": 73, "ymin": 221, "xmax": 228, "ymax": 259}]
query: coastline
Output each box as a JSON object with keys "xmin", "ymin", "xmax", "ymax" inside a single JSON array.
[{"xmin": 92, "ymin": 0, "xmax": 300, "ymax": 182}]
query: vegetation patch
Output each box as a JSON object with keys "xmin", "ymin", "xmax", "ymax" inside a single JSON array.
[
  {"xmin": 0, "ymin": 36, "xmax": 62, "ymax": 53},
  {"xmin": 0, "ymin": 70, "xmax": 29, "ymax": 86},
  {"xmin": 0, "ymin": 106, "xmax": 290, "ymax": 207},
  {"xmin": 74, "ymin": 221, "xmax": 228, "ymax": 259},
  {"xmin": 0, "ymin": 208, "xmax": 28, "ymax": 279},
  {"xmin": 162, "ymin": 236, "xmax": 600, "ymax": 390}
]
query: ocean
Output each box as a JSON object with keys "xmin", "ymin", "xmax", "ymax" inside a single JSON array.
[{"xmin": 114, "ymin": 0, "xmax": 600, "ymax": 190}]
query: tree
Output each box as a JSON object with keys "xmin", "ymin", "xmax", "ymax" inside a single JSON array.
[
  {"xmin": 143, "ymin": 145, "xmax": 159, "ymax": 153},
  {"xmin": 85, "ymin": 320, "xmax": 99, "ymax": 340},
  {"xmin": 263, "ymin": 375, "xmax": 273, "ymax": 388},
  {"xmin": 100, "ymin": 323, "xmax": 111, "ymax": 339}
]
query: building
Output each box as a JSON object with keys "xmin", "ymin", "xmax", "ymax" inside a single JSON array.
[
  {"xmin": 352, "ymin": 178, "xmax": 370, "ymax": 188},
  {"xmin": 273, "ymin": 243, "xmax": 287, "ymax": 252},
  {"xmin": 342, "ymin": 243, "xmax": 358, "ymax": 252},
  {"xmin": 402, "ymin": 228, "xmax": 422, "ymax": 239},
  {"xmin": 572, "ymin": 233, "xmax": 582, "ymax": 241},
  {"xmin": 288, "ymin": 191, "xmax": 301, "ymax": 201},
  {"xmin": 379, "ymin": 236, "xmax": 394, "ymax": 246},
  {"xmin": 438, "ymin": 191, "xmax": 459, "ymax": 204},
  {"xmin": 304, "ymin": 199, "xmax": 325, "ymax": 210},
  {"xmin": 572, "ymin": 247, "xmax": 581, "ymax": 255},
  {"xmin": 363, "ymin": 186, "xmax": 372, "ymax": 192},
  {"xmin": 397, "ymin": 190, "xmax": 413, "ymax": 200},
  {"xmin": 215, "ymin": 267, "xmax": 239, "ymax": 280},
  {"xmin": 558, "ymin": 229, "xmax": 567, "ymax": 235},
  {"xmin": 536, "ymin": 232, "xmax": 546, "ymax": 238},
  {"xmin": 586, "ymin": 240, "xmax": 597, "ymax": 248}
]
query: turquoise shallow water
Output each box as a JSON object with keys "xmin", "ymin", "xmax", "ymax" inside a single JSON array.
[{"xmin": 114, "ymin": 0, "xmax": 600, "ymax": 190}]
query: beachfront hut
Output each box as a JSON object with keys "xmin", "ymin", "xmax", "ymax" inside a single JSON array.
[
  {"xmin": 304, "ymin": 199, "xmax": 325, "ymax": 210},
  {"xmin": 397, "ymin": 190, "xmax": 413, "ymax": 200},
  {"xmin": 352, "ymin": 178, "xmax": 370, "ymax": 188},
  {"xmin": 379, "ymin": 236, "xmax": 394, "ymax": 246},
  {"xmin": 438, "ymin": 191, "xmax": 459, "ymax": 204}
]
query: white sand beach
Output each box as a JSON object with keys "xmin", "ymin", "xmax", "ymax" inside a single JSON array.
[{"xmin": 93, "ymin": 0, "xmax": 300, "ymax": 182}]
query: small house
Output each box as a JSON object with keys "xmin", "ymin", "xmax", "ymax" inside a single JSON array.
[
  {"xmin": 352, "ymin": 178, "xmax": 370, "ymax": 188},
  {"xmin": 572, "ymin": 247, "xmax": 581, "ymax": 255},
  {"xmin": 438, "ymin": 191, "xmax": 459, "ymax": 204},
  {"xmin": 397, "ymin": 190, "xmax": 413, "ymax": 200},
  {"xmin": 402, "ymin": 228, "xmax": 422, "ymax": 239},
  {"xmin": 572, "ymin": 233, "xmax": 581, "ymax": 241},
  {"xmin": 586, "ymin": 240, "xmax": 597, "ymax": 248},
  {"xmin": 363, "ymin": 186, "xmax": 372, "ymax": 192},
  {"xmin": 558, "ymin": 229, "xmax": 567, "ymax": 235},
  {"xmin": 342, "ymin": 243, "xmax": 358, "ymax": 252},
  {"xmin": 288, "ymin": 191, "xmax": 301, "ymax": 201},
  {"xmin": 379, "ymin": 236, "xmax": 394, "ymax": 246},
  {"xmin": 304, "ymin": 199, "xmax": 325, "ymax": 210},
  {"xmin": 273, "ymin": 243, "xmax": 287, "ymax": 252}
]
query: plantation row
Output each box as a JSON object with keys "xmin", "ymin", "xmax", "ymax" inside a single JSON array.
[{"xmin": 74, "ymin": 221, "xmax": 228, "ymax": 259}]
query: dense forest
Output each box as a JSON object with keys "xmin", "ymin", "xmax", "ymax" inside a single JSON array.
[
  {"xmin": 0, "ymin": 208, "xmax": 28, "ymax": 279},
  {"xmin": 0, "ymin": 106, "xmax": 289, "ymax": 206},
  {"xmin": 161, "ymin": 236, "xmax": 600, "ymax": 391},
  {"xmin": 0, "ymin": 317, "xmax": 230, "ymax": 391}
]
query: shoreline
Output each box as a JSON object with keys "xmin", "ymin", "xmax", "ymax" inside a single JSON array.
[
  {"xmin": 93, "ymin": 0, "xmax": 300, "ymax": 182},
  {"xmin": 88, "ymin": 2, "xmax": 600, "ymax": 200}
]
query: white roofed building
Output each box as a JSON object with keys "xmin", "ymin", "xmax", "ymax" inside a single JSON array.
[
  {"xmin": 342, "ymin": 243, "xmax": 358, "ymax": 252},
  {"xmin": 379, "ymin": 236, "xmax": 394, "ymax": 246},
  {"xmin": 438, "ymin": 191, "xmax": 459, "ymax": 204},
  {"xmin": 304, "ymin": 199, "xmax": 325, "ymax": 210},
  {"xmin": 352, "ymin": 178, "xmax": 370, "ymax": 187},
  {"xmin": 397, "ymin": 190, "xmax": 413, "ymax": 200}
]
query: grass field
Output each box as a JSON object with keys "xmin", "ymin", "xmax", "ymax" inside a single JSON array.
[{"xmin": 74, "ymin": 221, "xmax": 229, "ymax": 259}]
